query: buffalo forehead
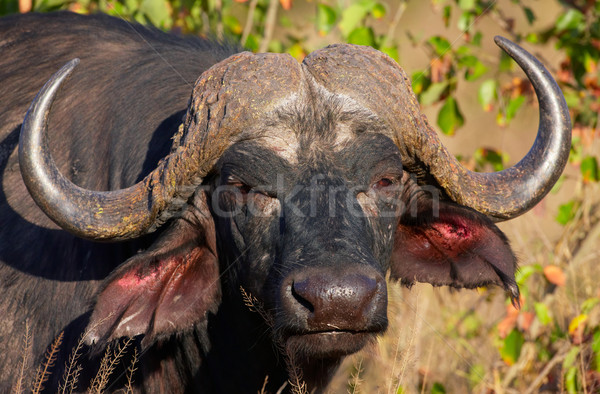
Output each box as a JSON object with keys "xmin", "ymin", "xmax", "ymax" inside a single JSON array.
[
  {"xmin": 252, "ymin": 96, "xmax": 393, "ymax": 168},
  {"xmin": 302, "ymin": 43, "xmax": 423, "ymax": 146},
  {"xmin": 190, "ymin": 47, "xmax": 403, "ymax": 170}
]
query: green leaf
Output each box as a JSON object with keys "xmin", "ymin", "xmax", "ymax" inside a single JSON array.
[
  {"xmin": 581, "ymin": 156, "xmax": 599, "ymax": 182},
  {"xmin": 245, "ymin": 34, "xmax": 260, "ymax": 52},
  {"xmin": 420, "ymin": 81, "xmax": 448, "ymax": 106},
  {"xmin": 381, "ymin": 46, "xmax": 399, "ymax": 62},
  {"xmin": 555, "ymin": 9, "xmax": 584, "ymax": 33},
  {"xmin": 458, "ymin": 11, "xmax": 474, "ymax": 32},
  {"xmin": 563, "ymin": 346, "xmax": 581, "ymax": 369},
  {"xmin": 562, "ymin": 347, "xmax": 582, "ymax": 392},
  {"xmin": 569, "ymin": 136, "xmax": 583, "ymax": 164},
  {"xmin": 515, "ymin": 264, "xmax": 542, "ymax": 285},
  {"xmin": 478, "ymin": 79, "xmax": 497, "ymax": 110},
  {"xmin": 525, "ymin": 33, "xmax": 539, "ymax": 44},
  {"xmin": 339, "ymin": 4, "xmax": 369, "ymax": 36},
  {"xmin": 593, "ymin": 330, "xmax": 600, "ymax": 372},
  {"xmin": 523, "ymin": 7, "xmax": 535, "ymax": 24},
  {"xmin": 551, "ymin": 175, "xmax": 566, "ymax": 193},
  {"xmin": 428, "ymin": 36, "xmax": 452, "ymax": 56},
  {"xmin": 565, "ymin": 366, "xmax": 579, "ymax": 394},
  {"xmin": 268, "ymin": 40, "xmax": 284, "ymax": 53},
  {"xmin": 317, "ymin": 4, "xmax": 337, "ymax": 35},
  {"xmin": 287, "ymin": 43, "xmax": 306, "ymax": 62},
  {"xmin": 500, "ymin": 329, "xmax": 524, "ymax": 365},
  {"xmin": 468, "ymin": 364, "xmax": 485, "ymax": 388},
  {"xmin": 33, "ymin": 0, "xmax": 70, "ymax": 12},
  {"xmin": 0, "ymin": 0, "xmax": 19, "ymax": 14},
  {"xmin": 437, "ymin": 97, "xmax": 464, "ymax": 135},
  {"xmin": 347, "ymin": 27, "xmax": 375, "ymax": 46},
  {"xmin": 105, "ymin": 1, "xmax": 129, "ymax": 16},
  {"xmin": 499, "ymin": 51, "xmax": 513, "ymax": 72},
  {"xmin": 464, "ymin": 58, "xmax": 487, "ymax": 81},
  {"xmin": 581, "ymin": 298, "xmax": 600, "ymax": 314},
  {"xmin": 372, "ymin": 3, "xmax": 386, "ymax": 19},
  {"xmin": 474, "ymin": 148, "xmax": 505, "ymax": 171},
  {"xmin": 431, "ymin": 382, "xmax": 446, "ymax": 394},
  {"xmin": 505, "ymin": 95, "xmax": 525, "ymax": 123},
  {"xmin": 442, "ymin": 5, "xmax": 451, "ymax": 27},
  {"xmin": 458, "ymin": 0, "xmax": 475, "ymax": 11},
  {"xmin": 556, "ymin": 201, "xmax": 577, "ymax": 225},
  {"xmin": 140, "ymin": 0, "xmax": 171, "ymax": 28},
  {"xmin": 279, "ymin": 15, "xmax": 294, "ymax": 28},
  {"xmin": 534, "ymin": 302, "xmax": 552, "ymax": 325},
  {"xmin": 411, "ymin": 71, "xmax": 429, "ymax": 95},
  {"xmin": 223, "ymin": 15, "xmax": 242, "ymax": 35}
]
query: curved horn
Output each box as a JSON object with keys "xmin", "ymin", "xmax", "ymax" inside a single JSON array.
[
  {"xmin": 303, "ymin": 38, "xmax": 571, "ymax": 221},
  {"xmin": 19, "ymin": 53, "xmax": 304, "ymax": 241},
  {"xmin": 417, "ymin": 36, "xmax": 571, "ymax": 220},
  {"xmin": 19, "ymin": 58, "xmax": 172, "ymax": 241}
]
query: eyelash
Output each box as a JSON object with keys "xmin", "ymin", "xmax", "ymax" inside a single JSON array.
[{"xmin": 229, "ymin": 181, "xmax": 252, "ymax": 195}]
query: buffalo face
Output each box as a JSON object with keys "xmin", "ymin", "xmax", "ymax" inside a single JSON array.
[
  {"xmin": 213, "ymin": 130, "xmax": 403, "ymax": 358},
  {"xmin": 208, "ymin": 92, "xmax": 520, "ymax": 361}
]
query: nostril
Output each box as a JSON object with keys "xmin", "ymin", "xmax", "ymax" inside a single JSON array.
[
  {"xmin": 280, "ymin": 267, "xmax": 388, "ymax": 333},
  {"xmin": 291, "ymin": 280, "xmax": 315, "ymax": 313}
]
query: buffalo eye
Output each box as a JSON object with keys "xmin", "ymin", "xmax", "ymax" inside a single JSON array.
[
  {"xmin": 227, "ymin": 179, "xmax": 273, "ymax": 200},
  {"xmin": 230, "ymin": 181, "xmax": 252, "ymax": 195},
  {"xmin": 372, "ymin": 177, "xmax": 394, "ymax": 190}
]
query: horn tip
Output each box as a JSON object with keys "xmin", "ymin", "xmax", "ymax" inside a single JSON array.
[
  {"xmin": 64, "ymin": 58, "xmax": 80, "ymax": 73},
  {"xmin": 493, "ymin": 35, "xmax": 511, "ymax": 49}
]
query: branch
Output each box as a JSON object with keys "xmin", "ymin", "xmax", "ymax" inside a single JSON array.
[
  {"xmin": 241, "ymin": 0, "xmax": 259, "ymax": 47},
  {"xmin": 523, "ymin": 342, "xmax": 570, "ymax": 394},
  {"xmin": 215, "ymin": 0, "xmax": 223, "ymax": 41},
  {"xmin": 18, "ymin": 0, "xmax": 31, "ymax": 13},
  {"xmin": 260, "ymin": 0, "xmax": 279, "ymax": 53},
  {"xmin": 382, "ymin": 0, "xmax": 408, "ymax": 49}
]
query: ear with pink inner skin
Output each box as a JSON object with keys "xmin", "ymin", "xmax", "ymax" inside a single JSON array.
[
  {"xmin": 390, "ymin": 195, "xmax": 520, "ymax": 305},
  {"xmin": 86, "ymin": 194, "xmax": 220, "ymax": 347}
]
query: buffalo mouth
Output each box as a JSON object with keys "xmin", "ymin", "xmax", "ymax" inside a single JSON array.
[{"xmin": 282, "ymin": 329, "xmax": 380, "ymax": 358}]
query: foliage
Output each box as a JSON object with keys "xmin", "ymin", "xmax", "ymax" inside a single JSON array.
[{"xmin": 5, "ymin": 0, "xmax": 600, "ymax": 392}]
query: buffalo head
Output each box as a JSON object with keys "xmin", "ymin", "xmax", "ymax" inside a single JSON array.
[{"xmin": 18, "ymin": 37, "xmax": 570, "ymax": 390}]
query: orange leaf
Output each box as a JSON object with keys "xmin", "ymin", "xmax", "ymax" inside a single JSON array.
[
  {"xmin": 497, "ymin": 314, "xmax": 517, "ymax": 338},
  {"xmin": 543, "ymin": 265, "xmax": 566, "ymax": 287},
  {"xmin": 518, "ymin": 312, "xmax": 535, "ymax": 332},
  {"xmin": 280, "ymin": 0, "xmax": 292, "ymax": 10},
  {"xmin": 498, "ymin": 303, "xmax": 520, "ymax": 338}
]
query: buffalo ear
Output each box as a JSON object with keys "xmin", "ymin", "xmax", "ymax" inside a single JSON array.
[
  {"xmin": 86, "ymin": 195, "xmax": 220, "ymax": 347},
  {"xmin": 390, "ymin": 198, "xmax": 519, "ymax": 303}
]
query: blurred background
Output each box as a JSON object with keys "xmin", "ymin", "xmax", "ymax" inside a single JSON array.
[{"xmin": 2, "ymin": 0, "xmax": 599, "ymax": 392}]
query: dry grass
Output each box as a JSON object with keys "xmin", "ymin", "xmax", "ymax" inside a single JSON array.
[
  {"xmin": 88, "ymin": 338, "xmax": 133, "ymax": 393},
  {"xmin": 31, "ymin": 331, "xmax": 63, "ymax": 394},
  {"xmin": 242, "ymin": 286, "xmax": 308, "ymax": 394},
  {"xmin": 12, "ymin": 320, "xmax": 33, "ymax": 394},
  {"xmin": 12, "ymin": 316, "xmax": 139, "ymax": 394}
]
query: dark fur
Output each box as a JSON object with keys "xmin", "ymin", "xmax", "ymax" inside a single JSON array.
[{"xmin": 0, "ymin": 12, "xmax": 518, "ymax": 393}]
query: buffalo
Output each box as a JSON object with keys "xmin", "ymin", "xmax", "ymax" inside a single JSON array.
[{"xmin": 0, "ymin": 11, "xmax": 570, "ymax": 393}]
